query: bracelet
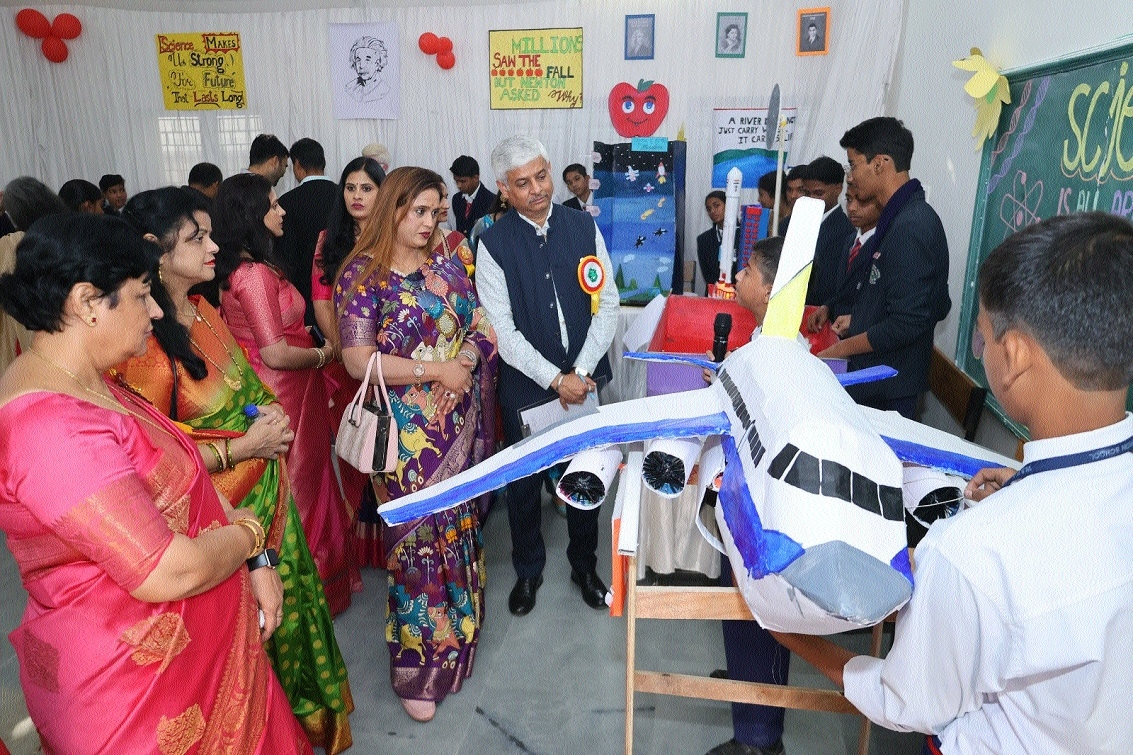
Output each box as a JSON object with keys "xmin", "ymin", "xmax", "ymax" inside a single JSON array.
[
  {"xmin": 203, "ymin": 442, "xmax": 223, "ymax": 471},
  {"xmin": 458, "ymin": 349, "xmax": 478, "ymax": 367},
  {"xmin": 551, "ymin": 373, "xmax": 564, "ymax": 391},
  {"xmin": 314, "ymin": 347, "xmax": 327, "ymax": 369},
  {"xmin": 223, "ymin": 438, "xmax": 234, "ymax": 470},
  {"xmin": 233, "ymin": 517, "xmax": 265, "ymax": 558}
]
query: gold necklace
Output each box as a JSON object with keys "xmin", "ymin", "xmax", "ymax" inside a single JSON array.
[
  {"xmin": 186, "ymin": 301, "xmax": 244, "ymax": 392},
  {"xmin": 28, "ymin": 349, "xmax": 169, "ymax": 436}
]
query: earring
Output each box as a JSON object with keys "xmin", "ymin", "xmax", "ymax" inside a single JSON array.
[
  {"xmin": 158, "ymin": 265, "xmax": 166, "ymax": 284},
  {"xmin": 87, "ymin": 315, "xmax": 98, "ymax": 327}
]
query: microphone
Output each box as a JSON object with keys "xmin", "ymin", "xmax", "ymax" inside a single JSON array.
[{"xmin": 712, "ymin": 312, "xmax": 732, "ymax": 363}]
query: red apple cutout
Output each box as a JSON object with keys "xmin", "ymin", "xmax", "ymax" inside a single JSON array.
[{"xmin": 608, "ymin": 79, "xmax": 670, "ymax": 138}]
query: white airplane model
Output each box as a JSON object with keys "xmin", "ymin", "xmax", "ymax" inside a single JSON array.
[{"xmin": 379, "ymin": 197, "xmax": 1015, "ymax": 634}]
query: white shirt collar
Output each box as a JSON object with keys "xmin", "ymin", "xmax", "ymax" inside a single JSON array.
[
  {"xmin": 462, "ymin": 183, "xmax": 482, "ymax": 203},
  {"xmin": 823, "ymin": 204, "xmax": 840, "ymax": 221},
  {"xmin": 1022, "ymin": 413, "xmax": 1133, "ymax": 466},
  {"xmin": 517, "ymin": 203, "xmax": 553, "ymax": 235},
  {"xmin": 857, "ymin": 227, "xmax": 877, "ymax": 244},
  {"xmin": 300, "ymin": 174, "xmax": 334, "ymax": 185}
]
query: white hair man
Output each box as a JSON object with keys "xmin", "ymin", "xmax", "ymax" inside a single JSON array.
[{"xmin": 475, "ymin": 134, "xmax": 619, "ymax": 616}]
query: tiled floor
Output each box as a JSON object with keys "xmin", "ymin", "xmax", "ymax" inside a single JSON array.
[{"xmin": 1, "ymin": 492, "xmax": 924, "ymax": 754}]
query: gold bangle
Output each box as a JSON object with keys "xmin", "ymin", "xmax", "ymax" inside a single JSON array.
[
  {"xmin": 203, "ymin": 442, "xmax": 223, "ymax": 471},
  {"xmin": 224, "ymin": 438, "xmax": 234, "ymax": 470},
  {"xmin": 233, "ymin": 517, "xmax": 265, "ymax": 558},
  {"xmin": 314, "ymin": 347, "xmax": 327, "ymax": 369}
]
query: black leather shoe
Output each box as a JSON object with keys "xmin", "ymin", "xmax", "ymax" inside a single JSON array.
[
  {"xmin": 508, "ymin": 575, "xmax": 543, "ymax": 616},
  {"xmin": 570, "ymin": 569, "xmax": 608, "ymax": 609}
]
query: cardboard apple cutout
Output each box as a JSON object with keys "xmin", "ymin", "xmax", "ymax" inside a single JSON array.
[{"xmin": 608, "ymin": 79, "xmax": 670, "ymax": 138}]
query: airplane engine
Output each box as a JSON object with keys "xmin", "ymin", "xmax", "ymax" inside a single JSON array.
[
  {"xmin": 642, "ymin": 437, "xmax": 704, "ymax": 497},
  {"xmin": 556, "ymin": 447, "xmax": 624, "ymax": 510}
]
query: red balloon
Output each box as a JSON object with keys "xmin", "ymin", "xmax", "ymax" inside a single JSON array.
[
  {"xmin": 435, "ymin": 36, "xmax": 453, "ymax": 54},
  {"xmin": 437, "ymin": 51, "xmax": 456, "ymax": 70},
  {"xmin": 51, "ymin": 13, "xmax": 82, "ymax": 40},
  {"xmin": 16, "ymin": 8, "xmax": 51, "ymax": 38},
  {"xmin": 41, "ymin": 37, "xmax": 68, "ymax": 63},
  {"xmin": 418, "ymin": 32, "xmax": 439, "ymax": 55}
]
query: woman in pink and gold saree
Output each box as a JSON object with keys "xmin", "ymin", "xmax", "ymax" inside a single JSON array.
[{"xmin": 0, "ymin": 214, "xmax": 310, "ymax": 755}]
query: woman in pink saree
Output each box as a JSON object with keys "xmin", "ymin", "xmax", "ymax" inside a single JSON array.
[
  {"xmin": 212, "ymin": 173, "xmax": 360, "ymax": 615},
  {"xmin": 0, "ymin": 214, "xmax": 309, "ymax": 754}
]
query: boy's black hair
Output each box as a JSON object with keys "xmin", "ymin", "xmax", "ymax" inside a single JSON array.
[
  {"xmin": 248, "ymin": 134, "xmax": 289, "ymax": 167},
  {"xmin": 449, "ymin": 155, "xmax": 480, "ymax": 178},
  {"xmin": 99, "ymin": 173, "xmax": 125, "ymax": 192},
  {"xmin": 978, "ymin": 211, "xmax": 1133, "ymax": 391},
  {"xmin": 562, "ymin": 163, "xmax": 588, "ymax": 181},
  {"xmin": 839, "ymin": 117, "xmax": 914, "ymax": 173},
  {"xmin": 806, "ymin": 156, "xmax": 845, "ymax": 186},
  {"xmin": 289, "ymin": 138, "xmax": 326, "ymax": 171},
  {"xmin": 748, "ymin": 236, "xmax": 784, "ymax": 286}
]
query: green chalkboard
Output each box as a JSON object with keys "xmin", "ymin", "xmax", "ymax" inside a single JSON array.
[{"xmin": 957, "ymin": 39, "xmax": 1133, "ymax": 438}]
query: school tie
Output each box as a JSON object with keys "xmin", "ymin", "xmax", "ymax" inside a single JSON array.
[
  {"xmin": 464, "ymin": 199, "xmax": 473, "ymax": 219},
  {"xmin": 846, "ymin": 237, "xmax": 863, "ymax": 272}
]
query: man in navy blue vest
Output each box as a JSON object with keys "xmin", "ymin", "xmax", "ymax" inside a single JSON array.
[{"xmin": 476, "ymin": 135, "xmax": 619, "ymax": 616}]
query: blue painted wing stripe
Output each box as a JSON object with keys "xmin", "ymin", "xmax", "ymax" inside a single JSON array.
[
  {"xmin": 380, "ymin": 412, "xmax": 731, "ymax": 525},
  {"xmin": 836, "ymin": 365, "xmax": 897, "ymax": 386},
  {"xmin": 881, "ymin": 435, "xmax": 1001, "ymax": 478}
]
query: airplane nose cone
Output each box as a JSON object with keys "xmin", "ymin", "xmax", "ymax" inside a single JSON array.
[{"xmin": 778, "ymin": 540, "xmax": 913, "ymax": 624}]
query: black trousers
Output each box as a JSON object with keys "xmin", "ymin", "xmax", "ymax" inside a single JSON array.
[
  {"xmin": 501, "ymin": 396, "xmax": 599, "ymax": 580},
  {"xmin": 505, "ymin": 471, "xmax": 599, "ymax": 580}
]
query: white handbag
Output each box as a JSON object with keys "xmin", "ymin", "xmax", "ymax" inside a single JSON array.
[{"xmin": 335, "ymin": 351, "xmax": 399, "ymax": 474}]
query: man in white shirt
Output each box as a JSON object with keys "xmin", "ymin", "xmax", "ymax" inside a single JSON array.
[
  {"xmin": 772, "ymin": 211, "xmax": 1133, "ymax": 754},
  {"xmin": 476, "ymin": 135, "xmax": 619, "ymax": 617}
]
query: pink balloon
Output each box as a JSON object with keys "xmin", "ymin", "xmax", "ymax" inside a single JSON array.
[
  {"xmin": 16, "ymin": 8, "xmax": 51, "ymax": 38},
  {"xmin": 51, "ymin": 13, "xmax": 82, "ymax": 40},
  {"xmin": 437, "ymin": 51, "xmax": 456, "ymax": 70},
  {"xmin": 41, "ymin": 36, "xmax": 68, "ymax": 63},
  {"xmin": 418, "ymin": 32, "xmax": 440, "ymax": 55}
]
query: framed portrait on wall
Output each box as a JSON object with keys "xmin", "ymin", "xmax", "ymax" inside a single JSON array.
[
  {"xmin": 715, "ymin": 13, "xmax": 747, "ymax": 59},
  {"xmin": 797, "ymin": 8, "xmax": 830, "ymax": 56},
  {"xmin": 625, "ymin": 14, "xmax": 655, "ymax": 60}
]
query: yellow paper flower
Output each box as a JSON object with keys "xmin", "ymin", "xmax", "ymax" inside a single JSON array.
[{"xmin": 952, "ymin": 47, "xmax": 1010, "ymax": 147}]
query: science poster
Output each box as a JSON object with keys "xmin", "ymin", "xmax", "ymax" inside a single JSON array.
[
  {"xmin": 712, "ymin": 107, "xmax": 796, "ymax": 188},
  {"xmin": 156, "ymin": 32, "xmax": 247, "ymax": 110},
  {"xmin": 592, "ymin": 140, "xmax": 686, "ymax": 304},
  {"xmin": 489, "ymin": 28, "xmax": 582, "ymax": 110}
]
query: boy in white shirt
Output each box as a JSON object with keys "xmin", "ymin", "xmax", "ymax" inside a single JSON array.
[{"xmin": 771, "ymin": 212, "xmax": 1133, "ymax": 754}]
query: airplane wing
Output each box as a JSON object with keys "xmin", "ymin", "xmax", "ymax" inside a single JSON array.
[
  {"xmin": 863, "ymin": 406, "xmax": 1018, "ymax": 477},
  {"xmin": 377, "ymin": 388, "xmax": 730, "ymax": 525}
]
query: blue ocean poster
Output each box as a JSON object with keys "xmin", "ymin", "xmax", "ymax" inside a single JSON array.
[
  {"xmin": 712, "ymin": 107, "xmax": 795, "ymax": 188},
  {"xmin": 592, "ymin": 140, "xmax": 687, "ymax": 304}
]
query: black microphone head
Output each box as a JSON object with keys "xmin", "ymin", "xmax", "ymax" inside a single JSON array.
[{"xmin": 714, "ymin": 312, "xmax": 733, "ymax": 338}]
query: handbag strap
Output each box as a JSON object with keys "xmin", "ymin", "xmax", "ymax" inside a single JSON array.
[
  {"xmin": 347, "ymin": 352, "xmax": 378, "ymax": 421},
  {"xmin": 372, "ymin": 350, "xmax": 392, "ymax": 412}
]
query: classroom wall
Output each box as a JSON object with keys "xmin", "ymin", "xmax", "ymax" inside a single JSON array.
[
  {"xmin": 887, "ymin": 0, "xmax": 1133, "ymax": 453},
  {"xmin": 0, "ymin": 0, "xmax": 902, "ymax": 290}
]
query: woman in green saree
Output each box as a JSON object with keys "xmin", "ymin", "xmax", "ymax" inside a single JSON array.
[{"xmin": 112, "ymin": 187, "xmax": 354, "ymax": 754}]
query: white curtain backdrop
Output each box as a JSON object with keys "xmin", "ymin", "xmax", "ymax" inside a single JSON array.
[{"xmin": 0, "ymin": 0, "xmax": 904, "ymax": 272}]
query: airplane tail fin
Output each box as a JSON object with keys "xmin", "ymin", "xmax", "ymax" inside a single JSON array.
[{"xmin": 762, "ymin": 196, "xmax": 824, "ymax": 340}]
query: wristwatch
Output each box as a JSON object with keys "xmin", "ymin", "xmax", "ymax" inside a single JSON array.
[
  {"xmin": 413, "ymin": 361, "xmax": 426, "ymax": 381},
  {"xmin": 574, "ymin": 367, "xmax": 590, "ymax": 379},
  {"xmin": 247, "ymin": 548, "xmax": 280, "ymax": 572}
]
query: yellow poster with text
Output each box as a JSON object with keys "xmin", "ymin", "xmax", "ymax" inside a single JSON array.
[
  {"xmin": 489, "ymin": 28, "xmax": 582, "ymax": 110},
  {"xmin": 156, "ymin": 32, "xmax": 247, "ymax": 110}
]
